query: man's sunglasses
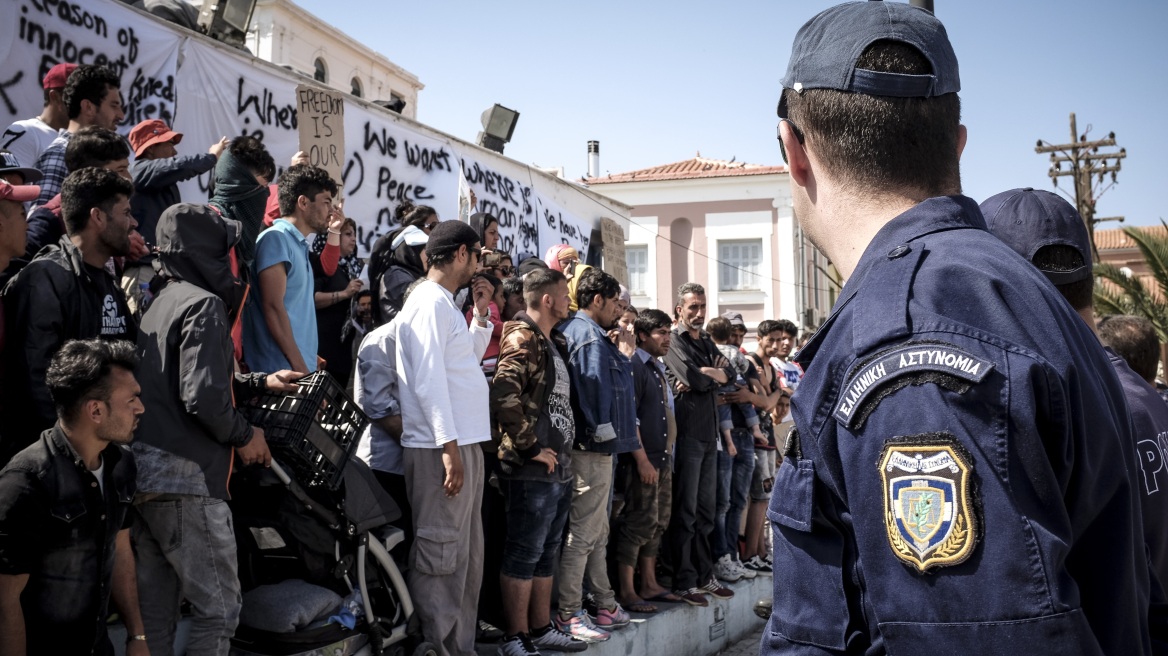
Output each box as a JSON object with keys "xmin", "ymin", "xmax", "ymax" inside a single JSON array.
[{"xmin": 776, "ymin": 118, "xmax": 805, "ymax": 165}]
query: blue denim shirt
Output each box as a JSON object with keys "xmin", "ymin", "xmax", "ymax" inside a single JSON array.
[
  {"xmin": 559, "ymin": 311, "xmax": 638, "ymax": 454},
  {"xmin": 763, "ymin": 196, "xmax": 1149, "ymax": 656}
]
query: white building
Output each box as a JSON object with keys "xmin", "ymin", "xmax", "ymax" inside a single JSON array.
[
  {"xmin": 584, "ymin": 155, "xmax": 837, "ymax": 331},
  {"xmin": 246, "ymin": 0, "xmax": 424, "ymax": 120}
]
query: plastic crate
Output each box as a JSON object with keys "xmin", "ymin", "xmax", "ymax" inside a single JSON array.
[{"xmin": 241, "ymin": 371, "xmax": 368, "ymax": 490}]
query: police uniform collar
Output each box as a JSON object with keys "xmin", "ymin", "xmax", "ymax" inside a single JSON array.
[{"xmin": 795, "ymin": 195, "xmax": 985, "ymax": 369}]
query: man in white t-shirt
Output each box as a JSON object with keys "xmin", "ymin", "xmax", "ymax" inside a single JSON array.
[
  {"xmin": 1, "ymin": 63, "xmax": 76, "ymax": 168},
  {"xmin": 768, "ymin": 319, "xmax": 802, "ymax": 393},
  {"xmin": 394, "ymin": 220, "xmax": 494, "ymax": 656}
]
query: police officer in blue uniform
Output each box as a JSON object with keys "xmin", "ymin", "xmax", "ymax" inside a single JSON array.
[{"xmin": 765, "ymin": 2, "xmax": 1150, "ymax": 654}]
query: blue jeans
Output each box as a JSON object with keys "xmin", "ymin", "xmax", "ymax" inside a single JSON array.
[
  {"xmin": 715, "ymin": 429, "xmax": 755, "ymax": 559},
  {"xmin": 133, "ymin": 495, "xmax": 242, "ymax": 656},
  {"xmin": 500, "ymin": 478, "xmax": 571, "ymax": 579}
]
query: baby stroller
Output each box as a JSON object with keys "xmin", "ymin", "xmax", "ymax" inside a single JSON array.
[{"xmin": 232, "ymin": 371, "xmax": 435, "ymax": 656}]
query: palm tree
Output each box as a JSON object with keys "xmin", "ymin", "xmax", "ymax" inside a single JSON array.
[{"xmin": 1093, "ymin": 222, "xmax": 1168, "ymax": 343}]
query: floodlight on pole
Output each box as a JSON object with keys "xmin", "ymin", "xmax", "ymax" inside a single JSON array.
[
  {"xmin": 196, "ymin": 0, "xmax": 258, "ymax": 48},
  {"xmin": 476, "ymin": 104, "xmax": 520, "ymax": 154}
]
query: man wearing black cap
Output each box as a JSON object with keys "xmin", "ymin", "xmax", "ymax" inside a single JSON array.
[
  {"xmin": 984, "ymin": 187, "xmax": 1168, "ymax": 652},
  {"xmin": 767, "ymin": 2, "xmax": 1147, "ymax": 654},
  {"xmin": 394, "ymin": 220, "xmax": 494, "ymax": 656}
]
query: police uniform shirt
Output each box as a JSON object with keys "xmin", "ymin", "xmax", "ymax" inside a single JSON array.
[{"xmin": 764, "ymin": 195, "xmax": 1149, "ymax": 655}]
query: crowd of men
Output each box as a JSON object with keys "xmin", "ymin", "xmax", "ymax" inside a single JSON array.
[
  {"xmin": 2, "ymin": 2, "xmax": 1168, "ymax": 656},
  {"xmin": 0, "ymin": 58, "xmax": 806, "ymax": 656}
]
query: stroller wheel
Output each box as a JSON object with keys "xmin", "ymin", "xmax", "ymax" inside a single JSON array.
[{"xmin": 411, "ymin": 642, "xmax": 439, "ymax": 656}]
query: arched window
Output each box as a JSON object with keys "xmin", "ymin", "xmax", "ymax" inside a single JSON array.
[
  {"xmin": 350, "ymin": 77, "xmax": 362, "ymax": 98},
  {"xmin": 313, "ymin": 57, "xmax": 328, "ymax": 83}
]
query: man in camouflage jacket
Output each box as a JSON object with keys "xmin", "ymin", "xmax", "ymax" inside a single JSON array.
[{"xmin": 488, "ymin": 269, "xmax": 586, "ymax": 654}]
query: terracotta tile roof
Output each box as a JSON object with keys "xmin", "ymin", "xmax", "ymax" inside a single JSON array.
[
  {"xmin": 582, "ymin": 154, "xmax": 787, "ymax": 184},
  {"xmin": 1096, "ymin": 225, "xmax": 1168, "ymax": 251}
]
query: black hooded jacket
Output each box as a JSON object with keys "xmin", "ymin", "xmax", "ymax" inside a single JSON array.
[{"xmin": 133, "ymin": 203, "xmax": 267, "ymax": 499}]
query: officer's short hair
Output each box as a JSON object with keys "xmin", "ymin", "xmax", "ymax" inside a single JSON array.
[
  {"xmin": 1031, "ymin": 245, "xmax": 1094, "ymax": 312},
  {"xmin": 1098, "ymin": 315, "xmax": 1161, "ymax": 384},
  {"xmin": 46, "ymin": 338, "xmax": 138, "ymax": 422},
  {"xmin": 783, "ymin": 40, "xmax": 962, "ymax": 198}
]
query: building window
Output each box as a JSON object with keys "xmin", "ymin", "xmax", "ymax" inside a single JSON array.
[
  {"xmin": 719, "ymin": 239, "xmax": 762, "ymax": 291},
  {"xmin": 627, "ymin": 245, "xmax": 648, "ymax": 296},
  {"xmin": 313, "ymin": 57, "xmax": 328, "ymax": 83},
  {"xmin": 351, "ymin": 77, "xmax": 362, "ymax": 98}
]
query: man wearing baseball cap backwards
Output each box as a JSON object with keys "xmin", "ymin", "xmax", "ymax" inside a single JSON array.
[
  {"xmin": 984, "ymin": 187, "xmax": 1168, "ymax": 651},
  {"xmin": 0, "ymin": 63, "xmax": 76, "ymax": 170},
  {"xmin": 766, "ymin": 2, "xmax": 1148, "ymax": 655}
]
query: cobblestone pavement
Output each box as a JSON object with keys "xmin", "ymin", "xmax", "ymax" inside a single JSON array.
[{"xmin": 718, "ymin": 625, "xmax": 763, "ymax": 656}]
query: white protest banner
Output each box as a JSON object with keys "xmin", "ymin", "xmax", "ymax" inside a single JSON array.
[
  {"xmin": 0, "ymin": 0, "xmax": 182, "ymax": 136},
  {"xmin": 533, "ymin": 185, "xmax": 592, "ymax": 261},
  {"xmin": 343, "ymin": 108, "xmax": 459, "ymax": 251},
  {"xmin": 295, "ymin": 84, "xmax": 345, "ymax": 185}
]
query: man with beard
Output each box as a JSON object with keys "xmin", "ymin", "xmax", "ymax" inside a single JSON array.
[
  {"xmin": 0, "ymin": 339, "xmax": 147, "ymax": 655},
  {"xmin": 394, "ymin": 220, "xmax": 495, "ymax": 656},
  {"xmin": 244, "ymin": 165, "xmax": 337, "ymax": 375},
  {"xmin": 662, "ymin": 283, "xmax": 736, "ymax": 606},
  {"xmin": 490, "ymin": 268, "xmax": 585, "ymax": 655},
  {"xmin": 553, "ymin": 268, "xmax": 638, "ymax": 642},
  {"xmin": 2, "ymin": 167, "xmax": 138, "ymax": 463},
  {"xmin": 131, "ymin": 203, "xmax": 303, "ymax": 655}
]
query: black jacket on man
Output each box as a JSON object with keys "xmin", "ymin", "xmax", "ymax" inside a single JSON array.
[
  {"xmin": 1, "ymin": 238, "xmax": 137, "ymax": 464},
  {"xmin": 133, "ymin": 204, "xmax": 267, "ymax": 500}
]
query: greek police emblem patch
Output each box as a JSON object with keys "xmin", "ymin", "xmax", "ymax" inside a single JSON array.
[{"xmin": 879, "ymin": 435, "xmax": 978, "ymax": 572}]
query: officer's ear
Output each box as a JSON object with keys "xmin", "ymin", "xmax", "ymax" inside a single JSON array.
[
  {"xmin": 957, "ymin": 124, "xmax": 968, "ymax": 160},
  {"xmin": 781, "ymin": 121, "xmax": 813, "ymax": 190}
]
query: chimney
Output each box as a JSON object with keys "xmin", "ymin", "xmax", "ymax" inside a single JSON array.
[{"xmin": 587, "ymin": 140, "xmax": 600, "ymax": 178}]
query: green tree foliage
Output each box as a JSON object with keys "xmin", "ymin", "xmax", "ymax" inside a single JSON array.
[{"xmin": 1094, "ymin": 223, "xmax": 1168, "ymax": 342}]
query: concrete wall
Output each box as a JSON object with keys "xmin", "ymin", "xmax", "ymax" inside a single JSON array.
[{"xmin": 247, "ymin": 0, "xmax": 424, "ymax": 120}]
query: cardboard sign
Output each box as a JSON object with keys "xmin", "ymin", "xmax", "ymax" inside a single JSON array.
[
  {"xmin": 296, "ymin": 84, "xmax": 346, "ymax": 184},
  {"xmin": 600, "ymin": 217, "xmax": 628, "ymax": 287}
]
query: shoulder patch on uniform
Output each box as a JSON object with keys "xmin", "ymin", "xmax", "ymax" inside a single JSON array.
[
  {"xmin": 879, "ymin": 433, "xmax": 979, "ymax": 573},
  {"xmin": 835, "ymin": 342, "xmax": 993, "ymax": 429}
]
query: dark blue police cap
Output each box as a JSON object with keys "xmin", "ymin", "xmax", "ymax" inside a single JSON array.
[
  {"xmin": 778, "ymin": 0, "xmax": 961, "ymax": 118},
  {"xmin": 980, "ymin": 188, "xmax": 1092, "ymax": 285}
]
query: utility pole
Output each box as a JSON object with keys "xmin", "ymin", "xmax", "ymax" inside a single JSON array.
[{"xmin": 1035, "ymin": 113, "xmax": 1126, "ymax": 261}]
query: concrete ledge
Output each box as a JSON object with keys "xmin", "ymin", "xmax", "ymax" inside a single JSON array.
[{"xmin": 476, "ymin": 574, "xmax": 771, "ymax": 656}]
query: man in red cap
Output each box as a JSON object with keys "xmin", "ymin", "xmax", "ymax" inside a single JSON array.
[
  {"xmin": 125, "ymin": 119, "xmax": 226, "ymax": 314},
  {"xmin": 0, "ymin": 63, "xmax": 76, "ymax": 170}
]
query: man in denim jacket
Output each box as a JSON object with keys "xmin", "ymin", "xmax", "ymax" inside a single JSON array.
[{"xmin": 553, "ymin": 268, "xmax": 638, "ymax": 642}]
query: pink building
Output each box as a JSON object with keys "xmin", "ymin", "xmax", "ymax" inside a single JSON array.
[{"xmin": 583, "ymin": 155, "xmax": 837, "ymax": 331}]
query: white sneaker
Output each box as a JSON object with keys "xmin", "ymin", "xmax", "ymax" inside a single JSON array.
[
  {"xmin": 715, "ymin": 553, "xmax": 744, "ymax": 582},
  {"xmin": 735, "ymin": 556, "xmax": 758, "ymax": 579}
]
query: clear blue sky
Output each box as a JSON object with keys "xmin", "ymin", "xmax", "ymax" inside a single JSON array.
[{"xmin": 297, "ymin": 0, "xmax": 1168, "ymax": 226}]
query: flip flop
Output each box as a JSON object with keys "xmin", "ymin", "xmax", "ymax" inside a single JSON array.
[
  {"xmin": 644, "ymin": 591, "xmax": 684, "ymax": 603},
  {"xmin": 625, "ymin": 602, "xmax": 658, "ymax": 613}
]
